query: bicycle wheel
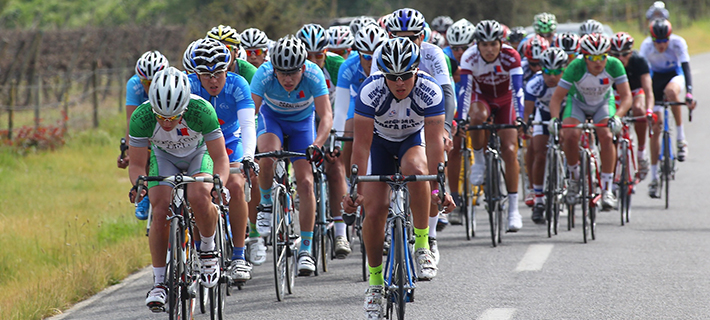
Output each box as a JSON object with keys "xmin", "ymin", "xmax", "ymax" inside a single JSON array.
[
  {"xmin": 272, "ymin": 187, "xmax": 287, "ymax": 301},
  {"xmin": 461, "ymin": 148, "xmax": 473, "ymax": 240},
  {"xmin": 285, "ymin": 191, "xmax": 296, "ymax": 294},
  {"xmin": 494, "ymin": 157, "xmax": 506, "ymax": 244},
  {"xmin": 199, "ymin": 284, "xmax": 207, "ymax": 314},
  {"xmin": 581, "ymin": 150, "xmax": 589, "ymax": 244},
  {"xmin": 485, "ymin": 153, "xmax": 499, "ymax": 247},
  {"xmin": 545, "ymin": 149, "xmax": 556, "ymax": 238},
  {"xmin": 393, "ymin": 218, "xmax": 406, "ymax": 320},
  {"xmin": 618, "ymin": 140, "xmax": 629, "ymax": 226},
  {"xmin": 663, "ymin": 131, "xmax": 671, "ymax": 209},
  {"xmin": 216, "ymin": 214, "xmax": 228, "ymax": 320},
  {"xmin": 182, "ymin": 218, "xmax": 197, "ymax": 320},
  {"xmin": 167, "ymin": 219, "xmax": 183, "ymax": 320}
]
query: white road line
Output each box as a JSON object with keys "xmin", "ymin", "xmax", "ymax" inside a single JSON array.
[
  {"xmin": 515, "ymin": 244, "xmax": 554, "ymax": 272},
  {"xmin": 477, "ymin": 308, "xmax": 516, "ymax": 320}
]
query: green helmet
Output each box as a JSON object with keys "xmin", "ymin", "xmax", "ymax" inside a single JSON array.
[{"xmin": 533, "ymin": 12, "xmax": 557, "ymax": 34}]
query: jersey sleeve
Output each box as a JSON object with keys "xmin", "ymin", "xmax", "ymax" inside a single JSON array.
[
  {"xmin": 425, "ymin": 44, "xmax": 452, "ymax": 86},
  {"xmin": 354, "ymin": 76, "xmax": 379, "ymax": 119},
  {"xmin": 607, "ymin": 58, "xmax": 629, "ymax": 84},
  {"xmin": 249, "ymin": 63, "xmax": 271, "ymax": 99},
  {"xmin": 237, "ymin": 59, "xmax": 258, "ymax": 84},
  {"xmin": 125, "ymin": 75, "xmax": 146, "ymax": 106},
  {"xmin": 674, "ymin": 36, "xmax": 690, "ymax": 63},
  {"xmin": 128, "ymin": 103, "xmax": 157, "ymax": 148},
  {"xmin": 231, "ymin": 75, "xmax": 255, "ymax": 111},
  {"xmin": 307, "ymin": 62, "xmax": 330, "ymax": 98},
  {"xmin": 558, "ymin": 58, "xmax": 585, "ymax": 90}
]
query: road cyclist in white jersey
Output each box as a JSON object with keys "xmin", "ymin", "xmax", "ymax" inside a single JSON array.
[
  {"xmin": 548, "ymin": 33, "xmax": 632, "ymax": 211},
  {"xmin": 342, "ymin": 37, "xmax": 455, "ymax": 320},
  {"xmin": 639, "ymin": 18, "xmax": 697, "ymax": 196},
  {"xmin": 250, "ymin": 36, "xmax": 333, "ymax": 276},
  {"xmin": 127, "ymin": 67, "xmax": 231, "ymax": 311},
  {"xmin": 240, "ymin": 28, "xmax": 271, "ymax": 69}
]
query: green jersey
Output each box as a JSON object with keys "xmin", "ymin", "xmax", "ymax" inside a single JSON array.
[
  {"xmin": 558, "ymin": 56, "xmax": 628, "ymax": 106},
  {"xmin": 323, "ymin": 53, "xmax": 345, "ymax": 105},
  {"xmin": 235, "ymin": 58, "xmax": 257, "ymax": 84},
  {"xmin": 129, "ymin": 95, "xmax": 223, "ymax": 157}
]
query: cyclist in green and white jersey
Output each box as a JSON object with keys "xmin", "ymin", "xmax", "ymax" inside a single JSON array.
[
  {"xmin": 128, "ymin": 67, "xmax": 230, "ymax": 311},
  {"xmin": 206, "ymin": 25, "xmax": 258, "ymax": 83},
  {"xmin": 327, "ymin": 25, "xmax": 354, "ymax": 59},
  {"xmin": 548, "ymin": 34, "xmax": 632, "ymax": 211}
]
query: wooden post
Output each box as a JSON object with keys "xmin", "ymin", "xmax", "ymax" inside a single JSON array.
[
  {"xmin": 63, "ymin": 77, "xmax": 70, "ymax": 132},
  {"xmin": 118, "ymin": 68, "xmax": 125, "ymax": 113},
  {"xmin": 92, "ymin": 62, "xmax": 99, "ymax": 128},
  {"xmin": 8, "ymin": 81, "xmax": 15, "ymax": 140},
  {"xmin": 35, "ymin": 74, "xmax": 41, "ymax": 131}
]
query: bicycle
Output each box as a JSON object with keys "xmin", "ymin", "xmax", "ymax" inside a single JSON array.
[
  {"xmin": 254, "ymin": 150, "xmax": 301, "ymax": 301},
  {"xmin": 467, "ymin": 120, "xmax": 521, "ymax": 247},
  {"xmin": 136, "ymin": 174, "xmax": 225, "ymax": 320},
  {"xmin": 652, "ymin": 100, "xmax": 690, "ymax": 209},
  {"xmin": 615, "ymin": 115, "xmax": 646, "ymax": 225},
  {"xmin": 310, "ymin": 152, "xmax": 333, "ymax": 275},
  {"xmin": 530, "ymin": 120, "xmax": 567, "ymax": 238},
  {"xmin": 349, "ymin": 163, "xmax": 446, "ymax": 320},
  {"xmin": 456, "ymin": 121, "xmax": 479, "ymax": 241}
]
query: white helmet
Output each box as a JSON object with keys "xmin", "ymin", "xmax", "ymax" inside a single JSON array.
[
  {"xmin": 387, "ymin": 8, "xmax": 426, "ymax": 34},
  {"xmin": 474, "ymin": 20, "xmax": 504, "ymax": 42},
  {"xmin": 353, "ymin": 24, "xmax": 388, "ymax": 53},
  {"xmin": 135, "ymin": 51, "xmax": 169, "ymax": 81},
  {"xmin": 327, "ymin": 26, "xmax": 354, "ymax": 50},
  {"xmin": 182, "ymin": 40, "xmax": 199, "ymax": 73},
  {"xmin": 540, "ymin": 47, "xmax": 568, "ymax": 70},
  {"xmin": 377, "ymin": 37, "xmax": 420, "ymax": 74},
  {"xmin": 296, "ymin": 24, "xmax": 330, "ymax": 52},
  {"xmin": 149, "ymin": 67, "xmax": 191, "ymax": 117},
  {"xmin": 579, "ymin": 33, "xmax": 612, "ymax": 55},
  {"xmin": 428, "ymin": 30, "xmax": 446, "ymax": 48},
  {"xmin": 349, "ymin": 16, "xmax": 377, "ymax": 36},
  {"xmin": 430, "ymin": 16, "xmax": 454, "ymax": 33},
  {"xmin": 240, "ymin": 28, "xmax": 269, "ymax": 49},
  {"xmin": 270, "ymin": 36, "xmax": 307, "ymax": 71},
  {"xmin": 446, "ymin": 19, "xmax": 476, "ymax": 46},
  {"xmin": 579, "ymin": 19, "xmax": 604, "ymax": 36},
  {"xmin": 190, "ymin": 38, "xmax": 231, "ymax": 73}
]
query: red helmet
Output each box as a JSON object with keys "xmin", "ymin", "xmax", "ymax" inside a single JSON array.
[
  {"xmin": 650, "ymin": 19, "xmax": 672, "ymax": 40},
  {"xmin": 523, "ymin": 35, "xmax": 550, "ymax": 61},
  {"xmin": 610, "ymin": 32, "xmax": 634, "ymax": 52}
]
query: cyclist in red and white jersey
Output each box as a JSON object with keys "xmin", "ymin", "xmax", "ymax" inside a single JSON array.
[{"xmin": 457, "ymin": 20, "xmax": 525, "ymax": 231}]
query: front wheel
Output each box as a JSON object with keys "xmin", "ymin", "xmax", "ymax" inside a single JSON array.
[
  {"xmin": 272, "ymin": 187, "xmax": 287, "ymax": 301},
  {"xmin": 581, "ymin": 150, "xmax": 589, "ymax": 244},
  {"xmin": 393, "ymin": 218, "xmax": 406, "ymax": 320}
]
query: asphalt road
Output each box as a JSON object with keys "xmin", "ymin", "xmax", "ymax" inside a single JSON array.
[{"xmin": 50, "ymin": 52, "xmax": 710, "ymax": 320}]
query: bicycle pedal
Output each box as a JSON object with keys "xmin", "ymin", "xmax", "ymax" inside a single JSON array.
[{"xmin": 148, "ymin": 303, "xmax": 165, "ymax": 313}]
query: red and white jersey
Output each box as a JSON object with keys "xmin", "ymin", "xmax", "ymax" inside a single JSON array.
[{"xmin": 459, "ymin": 44, "xmax": 522, "ymax": 98}]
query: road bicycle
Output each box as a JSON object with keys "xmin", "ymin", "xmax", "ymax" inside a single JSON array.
[
  {"xmin": 310, "ymin": 153, "xmax": 333, "ymax": 276},
  {"xmin": 531, "ymin": 120, "xmax": 567, "ymax": 238},
  {"xmin": 615, "ymin": 115, "xmax": 646, "ymax": 225},
  {"xmin": 652, "ymin": 100, "xmax": 690, "ymax": 209},
  {"xmin": 349, "ymin": 163, "xmax": 446, "ymax": 320},
  {"xmin": 456, "ymin": 121, "xmax": 480, "ymax": 241}
]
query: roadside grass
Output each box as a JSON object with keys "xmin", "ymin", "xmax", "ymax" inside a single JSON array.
[
  {"xmin": 609, "ymin": 19, "xmax": 710, "ymax": 55},
  {"xmin": 0, "ymin": 112, "xmax": 149, "ymax": 320}
]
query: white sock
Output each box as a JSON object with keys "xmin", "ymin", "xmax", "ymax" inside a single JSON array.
[
  {"xmin": 601, "ymin": 173, "xmax": 614, "ymax": 192},
  {"xmin": 651, "ymin": 164, "xmax": 659, "ymax": 180},
  {"xmin": 153, "ymin": 266, "xmax": 166, "ymax": 285},
  {"xmin": 334, "ymin": 217, "xmax": 347, "ymax": 238},
  {"xmin": 200, "ymin": 232, "xmax": 216, "ymax": 252},
  {"xmin": 676, "ymin": 125, "xmax": 685, "ymax": 141},
  {"xmin": 473, "ymin": 148, "xmax": 485, "ymax": 165},
  {"xmin": 428, "ymin": 216, "xmax": 438, "ymax": 238},
  {"xmin": 508, "ymin": 193, "xmax": 519, "ymax": 214},
  {"xmin": 568, "ymin": 163, "xmax": 580, "ymax": 180},
  {"xmin": 638, "ymin": 149, "xmax": 646, "ymax": 160}
]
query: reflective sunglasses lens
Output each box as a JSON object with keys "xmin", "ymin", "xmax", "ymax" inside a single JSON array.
[{"xmin": 361, "ymin": 53, "xmax": 373, "ymax": 61}]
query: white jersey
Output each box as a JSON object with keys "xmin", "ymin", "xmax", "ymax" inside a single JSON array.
[
  {"xmin": 524, "ymin": 72, "xmax": 556, "ymax": 113},
  {"xmin": 371, "ymin": 42, "xmax": 451, "ymax": 87},
  {"xmin": 639, "ymin": 35, "xmax": 689, "ymax": 74}
]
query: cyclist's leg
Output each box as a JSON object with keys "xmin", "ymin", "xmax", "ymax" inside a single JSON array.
[
  {"xmin": 562, "ymin": 99, "xmax": 584, "ymax": 178},
  {"xmin": 664, "ymin": 76, "xmax": 684, "ymax": 132},
  {"xmin": 493, "ymin": 98, "xmax": 521, "ymax": 230},
  {"xmin": 531, "ymin": 117, "xmax": 549, "ymax": 223},
  {"xmin": 447, "ymin": 134, "xmax": 462, "ymax": 199},
  {"xmin": 255, "ymin": 110, "xmax": 283, "ymax": 236},
  {"xmin": 631, "ymin": 91, "xmax": 648, "ymax": 157},
  {"xmin": 226, "ymin": 162, "xmax": 251, "ymax": 280},
  {"xmin": 342, "ymin": 117, "xmax": 354, "ymax": 177},
  {"xmin": 467, "ymin": 94, "xmax": 490, "ymax": 185},
  {"xmin": 593, "ymin": 101, "xmax": 618, "ymax": 209},
  {"xmin": 325, "ymin": 154, "xmax": 351, "ymax": 257}
]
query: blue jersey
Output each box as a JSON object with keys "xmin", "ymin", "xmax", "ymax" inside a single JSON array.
[
  {"xmin": 250, "ymin": 60, "xmax": 329, "ymax": 122},
  {"xmin": 443, "ymin": 46, "xmax": 455, "ymax": 61},
  {"xmin": 188, "ymin": 72, "xmax": 255, "ymax": 136},
  {"xmin": 337, "ymin": 53, "xmax": 369, "ymax": 115},
  {"xmin": 355, "ymin": 71, "xmax": 445, "ymax": 142},
  {"xmin": 126, "ymin": 74, "xmax": 148, "ymax": 106},
  {"xmin": 524, "ymin": 72, "xmax": 559, "ymax": 113}
]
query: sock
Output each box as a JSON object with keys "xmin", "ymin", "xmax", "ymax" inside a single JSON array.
[
  {"xmin": 601, "ymin": 173, "xmax": 614, "ymax": 192},
  {"xmin": 248, "ymin": 222, "xmax": 260, "ymax": 238},
  {"xmin": 300, "ymin": 231, "xmax": 313, "ymax": 254},
  {"xmin": 651, "ymin": 164, "xmax": 659, "ymax": 180},
  {"xmin": 638, "ymin": 148, "xmax": 646, "ymax": 161},
  {"xmin": 232, "ymin": 246, "xmax": 245, "ymax": 261},
  {"xmin": 200, "ymin": 231, "xmax": 216, "ymax": 252},
  {"xmin": 473, "ymin": 148, "xmax": 485, "ymax": 165},
  {"xmin": 568, "ymin": 163, "xmax": 580, "ymax": 180},
  {"xmin": 153, "ymin": 266, "xmax": 166, "ymax": 285},
  {"xmin": 508, "ymin": 193, "xmax": 519, "ymax": 214},
  {"xmin": 414, "ymin": 227, "xmax": 429, "ymax": 250},
  {"xmin": 533, "ymin": 184, "xmax": 544, "ymax": 205},
  {"xmin": 428, "ymin": 216, "xmax": 438, "ymax": 238},
  {"xmin": 259, "ymin": 187, "xmax": 272, "ymax": 205},
  {"xmin": 368, "ymin": 264, "xmax": 384, "ymax": 286},
  {"xmin": 334, "ymin": 216, "xmax": 347, "ymax": 238},
  {"xmin": 676, "ymin": 125, "xmax": 685, "ymax": 141}
]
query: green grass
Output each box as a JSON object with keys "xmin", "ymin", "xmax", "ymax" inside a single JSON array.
[
  {"xmin": 0, "ymin": 111, "xmax": 150, "ymax": 320},
  {"xmin": 609, "ymin": 18, "xmax": 710, "ymax": 55}
]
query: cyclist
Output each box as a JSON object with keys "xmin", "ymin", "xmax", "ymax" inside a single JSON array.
[
  {"xmin": 182, "ymin": 40, "xmax": 199, "ymax": 73},
  {"xmin": 555, "ymin": 32, "xmax": 582, "ymax": 65},
  {"xmin": 579, "ymin": 19, "xmax": 604, "ymax": 36},
  {"xmin": 327, "ymin": 25, "xmax": 354, "ymax": 59},
  {"xmin": 240, "ymin": 28, "xmax": 270, "ymax": 69},
  {"xmin": 187, "ymin": 38, "xmax": 257, "ymax": 283},
  {"xmin": 431, "ymin": 15, "xmax": 454, "ymax": 42},
  {"xmin": 610, "ymin": 32, "xmax": 654, "ymax": 180},
  {"xmin": 458, "ymin": 20, "xmax": 526, "ymax": 232},
  {"xmin": 525, "ymin": 47, "xmax": 568, "ymax": 223},
  {"xmin": 120, "ymin": 51, "xmax": 169, "ymax": 220},
  {"xmin": 507, "ymin": 26, "xmax": 527, "ymax": 52},
  {"xmin": 646, "ymin": 1, "xmax": 670, "ymax": 22},
  {"xmin": 296, "ymin": 23, "xmax": 351, "ymax": 257},
  {"xmin": 341, "ymin": 38, "xmax": 455, "ymax": 319},
  {"xmin": 443, "ymin": 18, "xmax": 475, "ymax": 62},
  {"xmin": 639, "ymin": 19, "xmax": 696, "ymax": 196},
  {"xmin": 250, "ymin": 36, "xmax": 333, "ymax": 276},
  {"xmin": 428, "ymin": 30, "xmax": 447, "ymax": 48},
  {"xmin": 349, "ymin": 16, "xmax": 377, "ymax": 39},
  {"xmin": 128, "ymin": 67, "xmax": 230, "ymax": 311},
  {"xmin": 533, "ymin": 12, "xmax": 557, "ymax": 44},
  {"xmin": 548, "ymin": 33, "xmax": 632, "ymax": 211},
  {"xmin": 206, "ymin": 25, "xmax": 258, "ymax": 83}
]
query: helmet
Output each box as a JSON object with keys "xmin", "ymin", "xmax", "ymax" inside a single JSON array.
[
  {"xmin": 579, "ymin": 33, "xmax": 611, "ymax": 55},
  {"xmin": 507, "ymin": 26, "xmax": 527, "ymax": 44},
  {"xmin": 446, "ymin": 19, "xmax": 476, "ymax": 46},
  {"xmin": 523, "ymin": 35, "xmax": 550, "ymax": 61},
  {"xmin": 533, "ymin": 12, "xmax": 557, "ymax": 34},
  {"xmin": 428, "ymin": 30, "xmax": 446, "ymax": 48},
  {"xmin": 377, "ymin": 14, "xmax": 391, "ymax": 30},
  {"xmin": 296, "ymin": 24, "xmax": 330, "ymax": 52},
  {"xmin": 610, "ymin": 32, "xmax": 634, "ymax": 53},
  {"xmin": 327, "ymin": 26, "xmax": 354, "ymax": 50},
  {"xmin": 240, "ymin": 28, "xmax": 269, "ymax": 49},
  {"xmin": 388, "ymin": 8, "xmax": 426, "ymax": 34},
  {"xmin": 579, "ymin": 19, "xmax": 604, "ymax": 36},
  {"xmin": 149, "ymin": 67, "xmax": 191, "ymax": 117},
  {"xmin": 190, "ymin": 38, "xmax": 231, "ymax": 73},
  {"xmin": 206, "ymin": 25, "xmax": 241, "ymax": 46},
  {"xmin": 554, "ymin": 32, "xmax": 581, "ymax": 54},
  {"xmin": 540, "ymin": 47, "xmax": 568, "ymax": 70},
  {"xmin": 135, "ymin": 51, "xmax": 169, "ymax": 81},
  {"xmin": 422, "ymin": 22, "xmax": 432, "ymax": 42},
  {"xmin": 474, "ymin": 20, "xmax": 504, "ymax": 42},
  {"xmin": 430, "ymin": 16, "xmax": 454, "ymax": 33},
  {"xmin": 377, "ymin": 37, "xmax": 420, "ymax": 74},
  {"xmin": 182, "ymin": 40, "xmax": 199, "ymax": 73},
  {"xmin": 353, "ymin": 24, "xmax": 388, "ymax": 53},
  {"xmin": 650, "ymin": 19, "xmax": 672, "ymax": 40},
  {"xmin": 270, "ymin": 35, "xmax": 307, "ymax": 71},
  {"xmin": 349, "ymin": 16, "xmax": 377, "ymax": 36},
  {"xmin": 500, "ymin": 24, "xmax": 511, "ymax": 40}
]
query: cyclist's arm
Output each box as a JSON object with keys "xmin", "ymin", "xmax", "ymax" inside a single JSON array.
[
  {"xmin": 205, "ymin": 136, "xmax": 231, "ymax": 185},
  {"xmin": 424, "ymin": 114, "xmax": 446, "ymax": 189},
  {"xmin": 333, "ymin": 86, "xmax": 351, "ymax": 134},
  {"xmin": 523, "ymin": 100, "xmax": 535, "ymax": 123},
  {"xmin": 615, "ymin": 81, "xmax": 632, "ymax": 117},
  {"xmin": 511, "ymin": 70, "xmax": 525, "ymax": 118},
  {"xmin": 125, "ymin": 105, "xmax": 138, "ymax": 140},
  {"xmin": 456, "ymin": 70, "xmax": 473, "ymax": 120},
  {"xmin": 238, "ymin": 108, "xmax": 256, "ymax": 159},
  {"xmin": 128, "ymin": 145, "xmax": 149, "ymax": 188},
  {"xmin": 251, "ymin": 93, "xmax": 263, "ymax": 115},
  {"xmin": 442, "ymin": 83, "xmax": 455, "ymax": 137},
  {"xmin": 350, "ymin": 114, "xmax": 374, "ymax": 177},
  {"xmin": 549, "ymin": 86, "xmax": 570, "ymax": 119},
  {"xmin": 641, "ymin": 73, "xmax": 655, "ymax": 112},
  {"xmin": 313, "ymin": 94, "xmax": 333, "ymax": 148},
  {"xmin": 681, "ymin": 62, "xmax": 693, "ymax": 96}
]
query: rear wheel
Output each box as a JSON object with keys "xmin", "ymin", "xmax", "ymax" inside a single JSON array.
[
  {"xmin": 545, "ymin": 150, "xmax": 556, "ymax": 238},
  {"xmin": 618, "ymin": 140, "xmax": 629, "ymax": 226},
  {"xmin": 485, "ymin": 153, "xmax": 499, "ymax": 247},
  {"xmin": 167, "ymin": 224, "xmax": 182, "ymax": 320},
  {"xmin": 272, "ymin": 188, "xmax": 287, "ymax": 301},
  {"xmin": 581, "ymin": 150, "xmax": 589, "ymax": 244},
  {"xmin": 462, "ymin": 149, "xmax": 472, "ymax": 240},
  {"xmin": 663, "ymin": 131, "xmax": 671, "ymax": 209}
]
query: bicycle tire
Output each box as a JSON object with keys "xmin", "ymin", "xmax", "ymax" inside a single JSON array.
[
  {"xmin": 494, "ymin": 157, "xmax": 505, "ymax": 244},
  {"xmin": 619, "ymin": 140, "xmax": 629, "ymax": 226},
  {"xmin": 462, "ymin": 148, "xmax": 471, "ymax": 241},
  {"xmin": 208, "ymin": 286, "xmax": 217, "ymax": 320},
  {"xmin": 312, "ymin": 222, "xmax": 321, "ymax": 276},
  {"xmin": 393, "ymin": 217, "xmax": 406, "ymax": 320},
  {"xmin": 545, "ymin": 149, "xmax": 556, "ymax": 238},
  {"xmin": 199, "ymin": 284, "xmax": 207, "ymax": 314},
  {"xmin": 358, "ymin": 211, "xmax": 367, "ymax": 282},
  {"xmin": 216, "ymin": 213, "xmax": 228, "ymax": 320},
  {"xmin": 167, "ymin": 218, "xmax": 183, "ymax": 320},
  {"xmin": 663, "ymin": 131, "xmax": 671, "ymax": 209},
  {"xmin": 285, "ymin": 190, "xmax": 296, "ymax": 294},
  {"xmin": 581, "ymin": 150, "xmax": 589, "ymax": 244},
  {"xmin": 485, "ymin": 152, "xmax": 498, "ymax": 247},
  {"xmin": 568, "ymin": 204, "xmax": 575, "ymax": 230},
  {"xmin": 553, "ymin": 149, "xmax": 564, "ymax": 236},
  {"xmin": 182, "ymin": 212, "xmax": 197, "ymax": 320},
  {"xmin": 272, "ymin": 187, "xmax": 287, "ymax": 301}
]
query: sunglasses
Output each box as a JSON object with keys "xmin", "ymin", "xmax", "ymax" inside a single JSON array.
[
  {"xmin": 329, "ymin": 48, "xmax": 349, "ymax": 56},
  {"xmin": 542, "ymin": 68, "xmax": 564, "ymax": 75},
  {"xmin": 610, "ymin": 51, "xmax": 631, "ymax": 57},
  {"xmin": 140, "ymin": 79, "xmax": 152, "ymax": 86},
  {"xmin": 198, "ymin": 70, "xmax": 226, "ymax": 79},
  {"xmin": 308, "ymin": 51, "xmax": 326, "ymax": 59},
  {"xmin": 452, "ymin": 46, "xmax": 468, "ymax": 52},
  {"xmin": 226, "ymin": 44, "xmax": 239, "ymax": 52},
  {"xmin": 155, "ymin": 113, "xmax": 182, "ymax": 122},
  {"xmin": 585, "ymin": 54, "xmax": 608, "ymax": 62},
  {"xmin": 384, "ymin": 70, "xmax": 416, "ymax": 82},
  {"xmin": 528, "ymin": 61, "xmax": 541, "ymax": 67},
  {"xmin": 653, "ymin": 38, "xmax": 669, "ymax": 43},
  {"xmin": 396, "ymin": 33, "xmax": 421, "ymax": 42},
  {"xmin": 275, "ymin": 67, "xmax": 302, "ymax": 76},
  {"xmin": 360, "ymin": 53, "xmax": 373, "ymax": 61},
  {"xmin": 246, "ymin": 48, "xmax": 265, "ymax": 57}
]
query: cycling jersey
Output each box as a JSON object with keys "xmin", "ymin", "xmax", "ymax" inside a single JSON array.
[
  {"xmin": 322, "ymin": 53, "xmax": 345, "ymax": 106},
  {"xmin": 639, "ymin": 35, "xmax": 689, "ymax": 75},
  {"xmin": 250, "ymin": 60, "xmax": 329, "ymax": 122},
  {"xmin": 333, "ymin": 53, "xmax": 368, "ymax": 132},
  {"xmin": 558, "ymin": 56, "xmax": 628, "ymax": 107},
  {"xmin": 524, "ymin": 72, "xmax": 557, "ymax": 113},
  {"xmin": 129, "ymin": 96, "xmax": 223, "ymax": 158},
  {"xmin": 355, "ymin": 71, "xmax": 445, "ymax": 142},
  {"xmin": 188, "ymin": 72, "xmax": 256, "ymax": 162},
  {"xmin": 235, "ymin": 58, "xmax": 258, "ymax": 83},
  {"xmin": 521, "ymin": 58, "xmax": 537, "ymax": 83},
  {"xmin": 371, "ymin": 42, "xmax": 451, "ymax": 87},
  {"xmin": 621, "ymin": 51, "xmax": 650, "ymax": 91},
  {"xmin": 443, "ymin": 46, "xmax": 455, "ymax": 61},
  {"xmin": 126, "ymin": 74, "xmax": 149, "ymax": 106}
]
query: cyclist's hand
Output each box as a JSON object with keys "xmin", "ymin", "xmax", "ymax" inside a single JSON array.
[
  {"xmin": 646, "ymin": 109, "xmax": 658, "ymax": 124},
  {"xmin": 117, "ymin": 154, "xmax": 130, "ymax": 169},
  {"xmin": 548, "ymin": 117, "xmax": 560, "ymax": 137},
  {"xmin": 455, "ymin": 119, "xmax": 468, "ymax": 137},
  {"xmin": 443, "ymin": 134, "xmax": 453, "ymax": 152},
  {"xmin": 129, "ymin": 185, "xmax": 146, "ymax": 203},
  {"xmin": 325, "ymin": 146, "xmax": 341, "ymax": 163},
  {"xmin": 306, "ymin": 145, "xmax": 324, "ymax": 166},
  {"xmin": 242, "ymin": 157, "xmax": 259, "ymax": 178},
  {"xmin": 686, "ymin": 93, "xmax": 697, "ymax": 110},
  {"xmin": 211, "ymin": 187, "xmax": 231, "ymax": 204},
  {"xmin": 432, "ymin": 190, "xmax": 456, "ymax": 213},
  {"xmin": 608, "ymin": 115, "xmax": 622, "ymax": 135},
  {"xmin": 342, "ymin": 194, "xmax": 362, "ymax": 214}
]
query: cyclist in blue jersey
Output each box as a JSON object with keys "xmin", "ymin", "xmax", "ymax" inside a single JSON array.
[
  {"xmin": 187, "ymin": 38, "xmax": 258, "ymax": 283},
  {"xmin": 250, "ymin": 36, "xmax": 333, "ymax": 276}
]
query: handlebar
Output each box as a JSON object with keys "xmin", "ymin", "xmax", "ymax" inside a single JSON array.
[
  {"xmin": 134, "ymin": 174, "xmax": 222, "ymax": 205},
  {"xmin": 120, "ymin": 138, "xmax": 128, "ymax": 159},
  {"xmin": 348, "ymin": 163, "xmax": 447, "ymax": 208},
  {"xmin": 561, "ymin": 122, "xmax": 609, "ymax": 129},
  {"xmin": 255, "ymin": 150, "xmax": 307, "ymax": 159}
]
